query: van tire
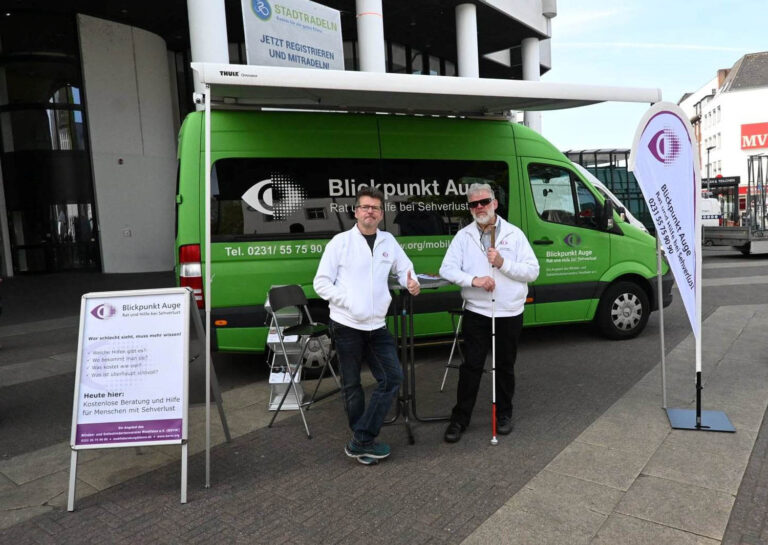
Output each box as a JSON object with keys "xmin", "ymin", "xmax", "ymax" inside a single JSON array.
[{"xmin": 596, "ymin": 281, "xmax": 650, "ymax": 340}]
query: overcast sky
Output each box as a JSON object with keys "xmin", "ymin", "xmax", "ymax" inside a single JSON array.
[{"xmin": 541, "ymin": 0, "xmax": 765, "ymax": 151}]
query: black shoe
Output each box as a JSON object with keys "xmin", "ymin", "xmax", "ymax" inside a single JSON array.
[
  {"xmin": 444, "ymin": 421, "xmax": 465, "ymax": 443},
  {"xmin": 497, "ymin": 415, "xmax": 514, "ymax": 435}
]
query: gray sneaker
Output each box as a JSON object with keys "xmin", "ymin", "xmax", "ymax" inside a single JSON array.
[{"xmin": 345, "ymin": 440, "xmax": 391, "ymax": 460}]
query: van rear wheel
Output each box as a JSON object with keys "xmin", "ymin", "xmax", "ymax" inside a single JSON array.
[{"xmin": 596, "ymin": 281, "xmax": 649, "ymax": 340}]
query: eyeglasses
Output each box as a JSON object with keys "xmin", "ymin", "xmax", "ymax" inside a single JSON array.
[
  {"xmin": 468, "ymin": 197, "xmax": 493, "ymax": 209},
  {"xmin": 357, "ymin": 204, "xmax": 383, "ymax": 212}
]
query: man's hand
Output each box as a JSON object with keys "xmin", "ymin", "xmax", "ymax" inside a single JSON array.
[
  {"xmin": 407, "ymin": 270, "xmax": 420, "ymax": 296},
  {"xmin": 487, "ymin": 247, "xmax": 504, "ymax": 269},
  {"xmin": 472, "ymin": 276, "xmax": 495, "ymax": 292}
]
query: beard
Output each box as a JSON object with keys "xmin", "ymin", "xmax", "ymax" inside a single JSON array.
[{"xmin": 471, "ymin": 209, "xmax": 494, "ymax": 226}]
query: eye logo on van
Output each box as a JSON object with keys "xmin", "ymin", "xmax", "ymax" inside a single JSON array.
[
  {"xmin": 242, "ymin": 175, "xmax": 307, "ymax": 220},
  {"xmin": 91, "ymin": 303, "xmax": 116, "ymax": 320},
  {"xmin": 648, "ymin": 128, "xmax": 681, "ymax": 165},
  {"xmin": 563, "ymin": 233, "xmax": 582, "ymax": 247},
  {"xmin": 252, "ymin": 0, "xmax": 272, "ymax": 20}
]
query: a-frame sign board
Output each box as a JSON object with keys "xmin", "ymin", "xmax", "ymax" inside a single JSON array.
[{"xmin": 67, "ymin": 287, "xmax": 230, "ymax": 511}]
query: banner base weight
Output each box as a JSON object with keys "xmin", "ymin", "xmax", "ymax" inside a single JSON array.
[{"xmin": 666, "ymin": 408, "xmax": 735, "ymax": 432}]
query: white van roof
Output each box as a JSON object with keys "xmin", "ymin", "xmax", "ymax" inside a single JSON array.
[{"xmin": 191, "ymin": 63, "xmax": 661, "ymax": 116}]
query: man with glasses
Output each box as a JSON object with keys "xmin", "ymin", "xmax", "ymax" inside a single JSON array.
[
  {"xmin": 314, "ymin": 186, "xmax": 420, "ymax": 464},
  {"xmin": 439, "ymin": 183, "xmax": 539, "ymax": 443}
]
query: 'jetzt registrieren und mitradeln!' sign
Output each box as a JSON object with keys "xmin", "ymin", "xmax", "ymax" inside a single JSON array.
[{"xmin": 242, "ymin": 0, "xmax": 344, "ymax": 71}]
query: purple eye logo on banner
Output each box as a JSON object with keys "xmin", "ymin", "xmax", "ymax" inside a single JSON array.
[
  {"xmin": 90, "ymin": 304, "xmax": 116, "ymax": 320},
  {"xmin": 648, "ymin": 128, "xmax": 682, "ymax": 165}
]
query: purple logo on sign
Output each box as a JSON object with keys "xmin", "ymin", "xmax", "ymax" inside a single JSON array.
[
  {"xmin": 91, "ymin": 303, "xmax": 116, "ymax": 320},
  {"xmin": 648, "ymin": 128, "xmax": 681, "ymax": 165}
]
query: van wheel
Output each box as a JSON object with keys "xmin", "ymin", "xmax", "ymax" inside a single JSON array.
[
  {"xmin": 302, "ymin": 362, "xmax": 339, "ymax": 380},
  {"xmin": 738, "ymin": 243, "xmax": 751, "ymax": 256},
  {"xmin": 596, "ymin": 281, "xmax": 649, "ymax": 340}
]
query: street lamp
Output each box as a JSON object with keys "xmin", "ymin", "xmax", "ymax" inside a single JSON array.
[{"xmin": 706, "ymin": 145, "xmax": 716, "ymax": 194}]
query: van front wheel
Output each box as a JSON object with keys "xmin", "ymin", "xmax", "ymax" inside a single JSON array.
[{"xmin": 596, "ymin": 281, "xmax": 649, "ymax": 340}]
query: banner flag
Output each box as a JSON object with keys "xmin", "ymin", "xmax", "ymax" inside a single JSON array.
[{"xmin": 629, "ymin": 102, "xmax": 701, "ymax": 338}]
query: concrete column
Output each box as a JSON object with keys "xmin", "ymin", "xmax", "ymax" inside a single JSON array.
[
  {"xmin": 522, "ymin": 37, "xmax": 541, "ymax": 133},
  {"xmin": 187, "ymin": 0, "xmax": 229, "ymax": 106},
  {"xmin": 456, "ymin": 4, "xmax": 479, "ymax": 78},
  {"xmin": 356, "ymin": 0, "xmax": 386, "ymax": 72}
]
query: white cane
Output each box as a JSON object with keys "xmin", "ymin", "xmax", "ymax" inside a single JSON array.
[{"xmin": 489, "ymin": 225, "xmax": 498, "ymax": 446}]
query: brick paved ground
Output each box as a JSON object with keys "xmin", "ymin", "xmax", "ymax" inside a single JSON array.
[
  {"xmin": 0, "ymin": 334, "xmax": 642, "ymax": 545},
  {"xmin": 723, "ymin": 399, "xmax": 768, "ymax": 545}
]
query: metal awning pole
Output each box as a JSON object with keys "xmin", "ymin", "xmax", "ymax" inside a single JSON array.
[{"xmin": 204, "ymin": 85, "xmax": 212, "ymax": 488}]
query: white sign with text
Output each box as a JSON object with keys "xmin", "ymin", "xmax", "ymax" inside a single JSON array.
[
  {"xmin": 241, "ymin": 0, "xmax": 344, "ymax": 70},
  {"xmin": 71, "ymin": 289, "xmax": 190, "ymax": 448}
]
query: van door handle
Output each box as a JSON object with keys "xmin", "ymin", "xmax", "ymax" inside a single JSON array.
[{"xmin": 533, "ymin": 239, "xmax": 554, "ymax": 245}]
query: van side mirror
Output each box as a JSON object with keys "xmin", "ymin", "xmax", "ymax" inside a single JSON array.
[{"xmin": 600, "ymin": 199, "xmax": 615, "ymax": 231}]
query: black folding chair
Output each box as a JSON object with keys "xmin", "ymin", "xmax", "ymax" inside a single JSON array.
[
  {"xmin": 266, "ymin": 285, "xmax": 340, "ymax": 438},
  {"xmin": 439, "ymin": 303, "xmax": 465, "ymax": 392}
]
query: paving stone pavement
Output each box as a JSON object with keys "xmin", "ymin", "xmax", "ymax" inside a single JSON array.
[
  {"xmin": 1, "ymin": 276, "xmax": 767, "ymax": 544},
  {"xmin": 722, "ymin": 393, "xmax": 768, "ymax": 545}
]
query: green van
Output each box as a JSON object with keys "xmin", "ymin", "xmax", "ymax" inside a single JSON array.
[{"xmin": 175, "ymin": 110, "xmax": 672, "ymax": 353}]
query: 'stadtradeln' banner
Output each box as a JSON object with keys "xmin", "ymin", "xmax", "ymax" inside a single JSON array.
[
  {"xmin": 241, "ymin": 0, "xmax": 344, "ymax": 70},
  {"xmin": 629, "ymin": 102, "xmax": 700, "ymax": 337}
]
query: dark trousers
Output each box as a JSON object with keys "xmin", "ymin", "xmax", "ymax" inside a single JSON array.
[
  {"xmin": 330, "ymin": 320, "xmax": 403, "ymax": 445},
  {"xmin": 451, "ymin": 310, "xmax": 523, "ymax": 428}
]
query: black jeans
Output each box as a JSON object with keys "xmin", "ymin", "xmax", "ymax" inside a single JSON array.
[
  {"xmin": 330, "ymin": 320, "xmax": 403, "ymax": 445},
  {"xmin": 451, "ymin": 310, "xmax": 523, "ymax": 428}
]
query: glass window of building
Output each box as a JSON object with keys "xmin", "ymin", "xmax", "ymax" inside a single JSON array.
[
  {"xmin": 343, "ymin": 41, "xmax": 357, "ymax": 71},
  {"xmin": 428, "ymin": 55, "xmax": 440, "ymax": 76},
  {"xmin": 410, "ymin": 48, "xmax": 424, "ymax": 74},
  {"xmin": 390, "ymin": 43, "xmax": 407, "ymax": 73},
  {"xmin": 0, "ymin": 11, "xmax": 99, "ymax": 273}
]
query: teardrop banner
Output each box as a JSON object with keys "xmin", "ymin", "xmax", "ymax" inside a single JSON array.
[{"xmin": 630, "ymin": 102, "xmax": 733, "ymax": 433}]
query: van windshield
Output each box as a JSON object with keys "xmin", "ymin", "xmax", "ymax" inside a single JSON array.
[{"xmin": 210, "ymin": 158, "xmax": 508, "ymax": 241}]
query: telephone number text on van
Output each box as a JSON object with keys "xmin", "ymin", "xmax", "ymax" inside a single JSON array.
[{"xmin": 224, "ymin": 244, "xmax": 325, "ymax": 258}]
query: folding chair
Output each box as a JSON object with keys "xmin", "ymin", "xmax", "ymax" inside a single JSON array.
[
  {"xmin": 266, "ymin": 285, "xmax": 340, "ymax": 438},
  {"xmin": 439, "ymin": 303, "xmax": 466, "ymax": 392}
]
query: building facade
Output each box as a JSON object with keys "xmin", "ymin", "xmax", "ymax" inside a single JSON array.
[
  {"xmin": 679, "ymin": 52, "xmax": 768, "ymax": 212},
  {"xmin": 0, "ymin": 0, "xmax": 557, "ymax": 276}
]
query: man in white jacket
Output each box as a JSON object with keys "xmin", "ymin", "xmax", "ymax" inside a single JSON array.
[
  {"xmin": 314, "ymin": 186, "xmax": 420, "ymax": 464},
  {"xmin": 440, "ymin": 183, "xmax": 539, "ymax": 443}
]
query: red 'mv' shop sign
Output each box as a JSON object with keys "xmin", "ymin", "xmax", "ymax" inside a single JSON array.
[{"xmin": 742, "ymin": 122, "xmax": 768, "ymax": 150}]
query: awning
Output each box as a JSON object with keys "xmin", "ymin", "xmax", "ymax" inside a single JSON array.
[{"xmin": 192, "ymin": 63, "xmax": 661, "ymax": 116}]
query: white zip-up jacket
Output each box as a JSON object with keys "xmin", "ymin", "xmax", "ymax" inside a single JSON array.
[
  {"xmin": 314, "ymin": 225, "xmax": 417, "ymax": 331},
  {"xmin": 439, "ymin": 217, "xmax": 539, "ymax": 318}
]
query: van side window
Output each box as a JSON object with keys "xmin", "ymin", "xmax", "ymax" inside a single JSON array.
[
  {"xmin": 528, "ymin": 164, "xmax": 600, "ymax": 230},
  {"xmin": 209, "ymin": 158, "xmax": 508, "ymax": 242}
]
